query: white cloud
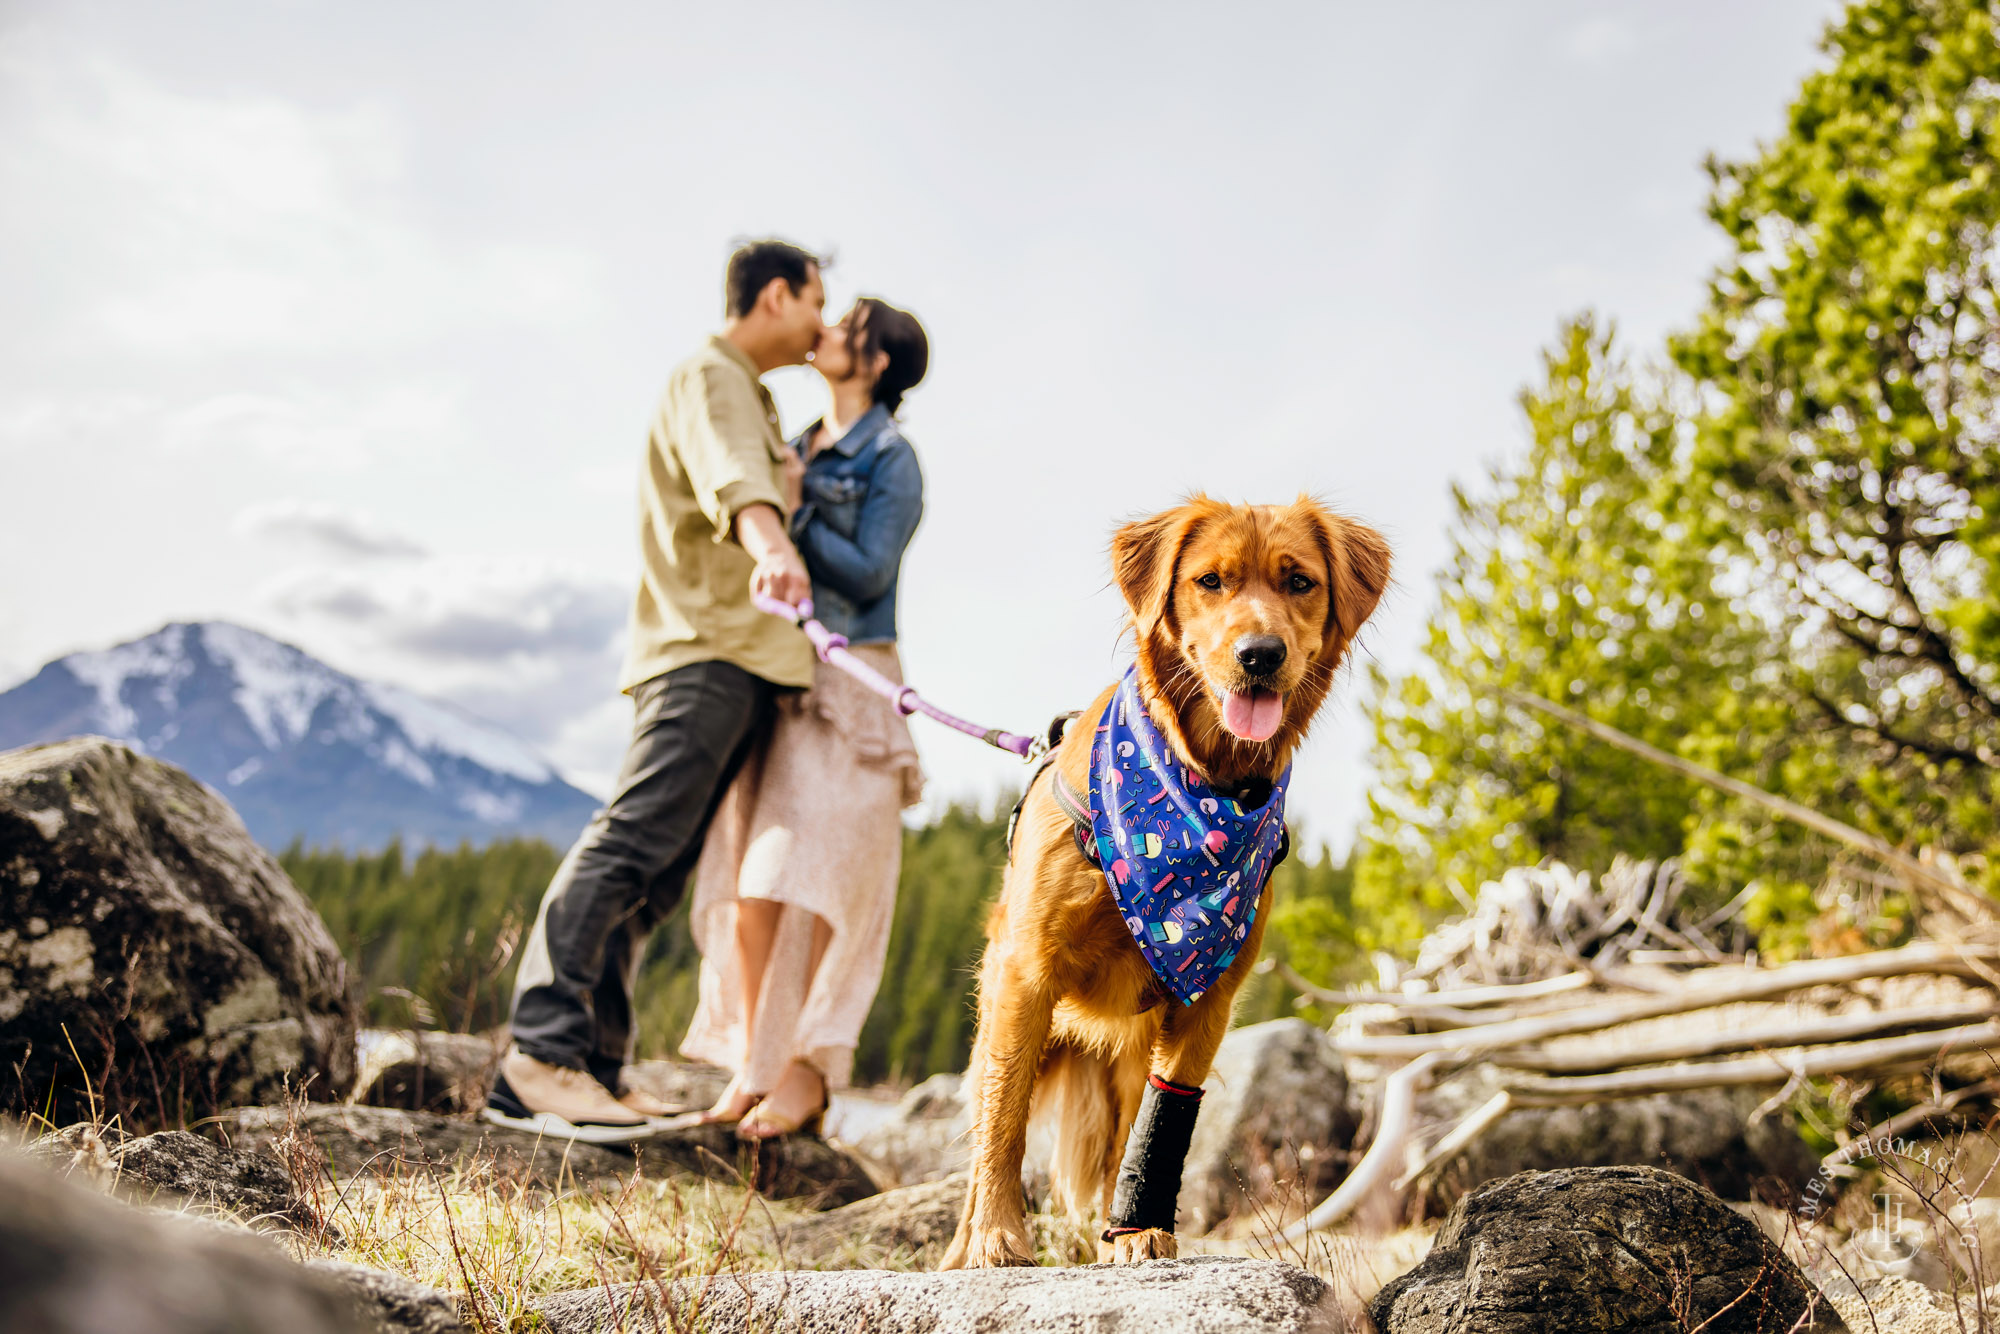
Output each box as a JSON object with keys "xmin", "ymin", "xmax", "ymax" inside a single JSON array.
[
  {"xmin": 160, "ymin": 384, "xmax": 463, "ymax": 467},
  {"xmin": 0, "ymin": 380, "xmax": 463, "ymax": 470},
  {"xmin": 1563, "ymin": 17, "xmax": 1639, "ymax": 64},
  {"xmin": 0, "ymin": 392, "xmax": 161, "ymax": 448},
  {"xmin": 257, "ymin": 556, "xmax": 630, "ymax": 787},
  {"xmin": 265, "ymin": 558, "xmax": 624, "ymax": 660},
  {"xmin": 232, "ymin": 500, "xmax": 429, "ymax": 560},
  {"xmin": 0, "ymin": 41, "xmax": 602, "ymax": 359}
]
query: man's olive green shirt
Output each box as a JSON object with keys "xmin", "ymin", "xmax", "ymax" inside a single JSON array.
[{"xmin": 617, "ymin": 335, "xmax": 815, "ymax": 694}]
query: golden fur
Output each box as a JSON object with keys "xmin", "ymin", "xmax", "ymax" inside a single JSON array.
[{"xmin": 939, "ymin": 495, "xmax": 1390, "ymax": 1269}]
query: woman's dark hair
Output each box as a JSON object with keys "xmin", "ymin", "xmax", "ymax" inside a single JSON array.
[
  {"xmin": 725, "ymin": 239, "xmax": 827, "ymax": 317},
  {"xmin": 852, "ymin": 297, "xmax": 929, "ymax": 414}
]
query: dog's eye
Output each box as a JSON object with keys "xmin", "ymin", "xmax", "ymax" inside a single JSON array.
[
  {"xmin": 1288, "ymin": 574, "xmax": 1317, "ymax": 594},
  {"xmin": 1195, "ymin": 572, "xmax": 1223, "ymax": 591}
]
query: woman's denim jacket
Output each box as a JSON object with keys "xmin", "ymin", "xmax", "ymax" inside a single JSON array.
[{"xmin": 788, "ymin": 403, "xmax": 924, "ymax": 645}]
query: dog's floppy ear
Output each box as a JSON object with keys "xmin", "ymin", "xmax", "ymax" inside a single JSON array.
[
  {"xmin": 1304, "ymin": 499, "xmax": 1391, "ymax": 648},
  {"xmin": 1112, "ymin": 502, "xmax": 1203, "ymax": 642}
]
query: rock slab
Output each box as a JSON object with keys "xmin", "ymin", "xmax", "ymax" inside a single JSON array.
[
  {"xmin": 533, "ymin": 1255, "xmax": 1349, "ymax": 1333},
  {"xmin": 214, "ymin": 1103, "xmax": 878, "ymax": 1207},
  {"xmin": 35, "ymin": 1124, "xmax": 324, "ymax": 1236},
  {"xmin": 773, "ymin": 1174, "xmax": 967, "ymax": 1265},
  {"xmin": 0, "ymin": 738, "xmax": 357, "ymax": 1126},
  {"xmin": 1371, "ymin": 1165, "xmax": 1848, "ymax": 1333},
  {"xmin": 352, "ymin": 1029, "xmax": 503, "ymax": 1115},
  {"xmin": 305, "ymin": 1260, "xmax": 466, "ymax": 1334}
]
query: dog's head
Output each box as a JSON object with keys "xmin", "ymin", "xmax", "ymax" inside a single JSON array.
[{"xmin": 1111, "ymin": 495, "xmax": 1390, "ymax": 779}]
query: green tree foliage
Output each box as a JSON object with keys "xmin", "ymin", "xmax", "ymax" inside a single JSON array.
[
  {"xmin": 852, "ymin": 802, "xmax": 1013, "ymax": 1083},
  {"xmin": 1353, "ymin": 0, "xmax": 2000, "ymax": 962},
  {"xmin": 284, "ymin": 838, "xmax": 558, "ymax": 1033},
  {"xmin": 1231, "ymin": 842, "xmax": 1361, "ymax": 1024},
  {"xmin": 1672, "ymin": 0, "xmax": 2000, "ymax": 877},
  {"xmin": 1353, "ymin": 317, "xmax": 1774, "ymax": 945}
]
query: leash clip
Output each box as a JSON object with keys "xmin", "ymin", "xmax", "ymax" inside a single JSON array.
[{"xmin": 1025, "ymin": 710, "xmax": 1078, "ymax": 764}]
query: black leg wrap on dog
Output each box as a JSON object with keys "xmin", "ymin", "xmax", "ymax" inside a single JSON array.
[{"xmin": 1103, "ymin": 1074, "xmax": 1204, "ymax": 1241}]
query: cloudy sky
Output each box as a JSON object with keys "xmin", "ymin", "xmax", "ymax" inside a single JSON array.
[{"xmin": 0, "ymin": 1, "xmax": 1840, "ymax": 852}]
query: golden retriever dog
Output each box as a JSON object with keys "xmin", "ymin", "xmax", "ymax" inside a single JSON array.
[{"xmin": 939, "ymin": 494, "xmax": 1389, "ymax": 1270}]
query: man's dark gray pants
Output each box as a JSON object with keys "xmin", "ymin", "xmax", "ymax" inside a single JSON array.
[{"xmin": 508, "ymin": 660, "xmax": 777, "ymax": 1088}]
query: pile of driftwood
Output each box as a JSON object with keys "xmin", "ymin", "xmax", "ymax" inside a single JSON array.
[{"xmin": 1265, "ymin": 690, "xmax": 2000, "ymax": 1243}]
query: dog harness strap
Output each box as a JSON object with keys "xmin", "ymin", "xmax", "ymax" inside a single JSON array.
[
  {"xmin": 1050, "ymin": 771, "xmax": 1101, "ymax": 865},
  {"xmin": 1005, "ymin": 713, "xmax": 1090, "ymax": 867},
  {"xmin": 1103, "ymin": 1075, "xmax": 1205, "ymax": 1240}
]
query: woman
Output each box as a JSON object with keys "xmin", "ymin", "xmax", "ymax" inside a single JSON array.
[{"xmin": 679, "ymin": 296, "xmax": 930, "ymax": 1138}]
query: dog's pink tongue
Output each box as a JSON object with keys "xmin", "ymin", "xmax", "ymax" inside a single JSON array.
[{"xmin": 1222, "ymin": 688, "xmax": 1283, "ymax": 742}]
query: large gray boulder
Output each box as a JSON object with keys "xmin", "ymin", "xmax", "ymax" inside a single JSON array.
[
  {"xmin": 845, "ymin": 1071, "xmax": 972, "ymax": 1186},
  {"xmin": 1416, "ymin": 1065, "xmax": 1818, "ymax": 1210},
  {"xmin": 1182, "ymin": 1018, "xmax": 1356, "ymax": 1235},
  {"xmin": 532, "ymin": 1255, "xmax": 1353, "ymax": 1333},
  {"xmin": 0, "ymin": 739, "xmax": 356, "ymax": 1126},
  {"xmin": 1371, "ymin": 1165, "xmax": 1848, "ymax": 1333},
  {"xmin": 0, "ymin": 1145, "xmax": 388, "ymax": 1334}
]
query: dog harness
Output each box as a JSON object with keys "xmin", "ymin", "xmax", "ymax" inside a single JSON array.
[{"xmin": 1081, "ymin": 669, "xmax": 1290, "ymax": 1007}]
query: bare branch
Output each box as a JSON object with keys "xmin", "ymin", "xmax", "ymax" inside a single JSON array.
[
  {"xmin": 1493, "ymin": 686, "xmax": 1993, "ymax": 918},
  {"xmin": 1489, "ymin": 1000, "xmax": 1999, "ymax": 1074},
  {"xmin": 1335, "ymin": 941, "xmax": 2000, "ymax": 1060},
  {"xmin": 1502, "ymin": 1019, "xmax": 2000, "ymax": 1106}
]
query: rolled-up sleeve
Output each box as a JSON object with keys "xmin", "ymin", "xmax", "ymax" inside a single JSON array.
[{"xmin": 672, "ymin": 363, "xmax": 786, "ymax": 542}]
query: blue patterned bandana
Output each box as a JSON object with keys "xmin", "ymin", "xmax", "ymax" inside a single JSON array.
[{"xmin": 1088, "ymin": 669, "xmax": 1290, "ymax": 1006}]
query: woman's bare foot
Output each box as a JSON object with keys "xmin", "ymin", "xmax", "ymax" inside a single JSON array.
[
  {"xmin": 696, "ymin": 1074, "xmax": 764, "ymax": 1126},
  {"xmin": 738, "ymin": 1061, "xmax": 827, "ymax": 1140}
]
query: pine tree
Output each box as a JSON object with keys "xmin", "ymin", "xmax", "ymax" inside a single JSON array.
[
  {"xmin": 1672, "ymin": 0, "xmax": 2000, "ymax": 880},
  {"xmin": 1353, "ymin": 317, "xmax": 1775, "ymax": 943}
]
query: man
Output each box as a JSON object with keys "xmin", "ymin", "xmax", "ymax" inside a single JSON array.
[{"xmin": 487, "ymin": 239, "xmax": 825, "ymax": 1141}]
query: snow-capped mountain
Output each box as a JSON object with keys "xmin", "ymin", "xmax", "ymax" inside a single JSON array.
[{"xmin": 0, "ymin": 622, "xmax": 600, "ymax": 851}]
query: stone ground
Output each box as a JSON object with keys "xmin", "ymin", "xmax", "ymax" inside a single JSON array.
[{"xmin": 533, "ymin": 1255, "xmax": 1359, "ymax": 1334}]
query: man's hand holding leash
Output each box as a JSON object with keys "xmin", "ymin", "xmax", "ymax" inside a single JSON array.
[{"xmin": 736, "ymin": 503, "xmax": 812, "ymax": 607}]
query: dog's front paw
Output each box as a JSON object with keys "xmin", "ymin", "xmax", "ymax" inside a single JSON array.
[
  {"xmin": 1101, "ymin": 1228, "xmax": 1178, "ymax": 1264},
  {"xmin": 949, "ymin": 1223, "xmax": 1037, "ymax": 1269}
]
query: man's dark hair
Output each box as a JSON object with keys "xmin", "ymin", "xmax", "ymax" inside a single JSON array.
[
  {"xmin": 725, "ymin": 239, "xmax": 826, "ymax": 318},
  {"xmin": 853, "ymin": 297, "xmax": 930, "ymax": 414}
]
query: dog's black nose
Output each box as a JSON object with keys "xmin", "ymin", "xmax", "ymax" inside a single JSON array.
[{"xmin": 1234, "ymin": 635, "xmax": 1287, "ymax": 677}]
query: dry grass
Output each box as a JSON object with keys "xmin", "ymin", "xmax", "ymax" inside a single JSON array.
[
  {"xmin": 291, "ymin": 1155, "xmax": 808, "ymax": 1331},
  {"xmin": 269, "ymin": 1131, "xmax": 1103, "ymax": 1331}
]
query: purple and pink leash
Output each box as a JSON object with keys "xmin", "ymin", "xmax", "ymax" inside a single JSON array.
[{"xmin": 753, "ymin": 593, "xmax": 1038, "ymax": 759}]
